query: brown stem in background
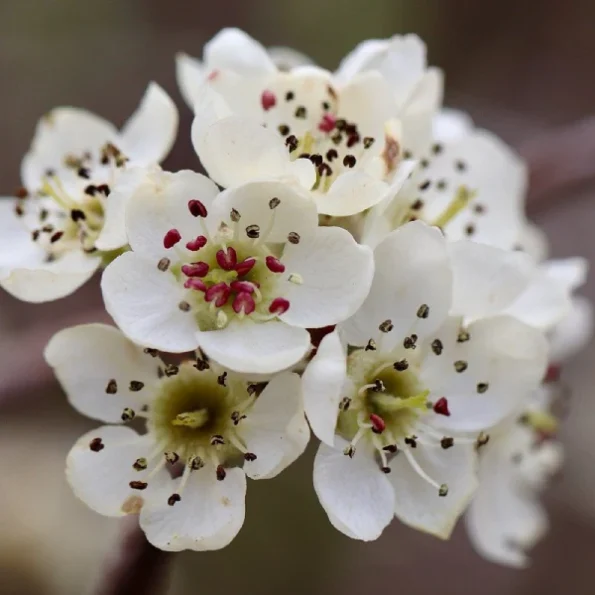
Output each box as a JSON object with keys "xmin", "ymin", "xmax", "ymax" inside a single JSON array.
[
  {"xmin": 521, "ymin": 116, "xmax": 595, "ymax": 210},
  {"xmin": 93, "ymin": 517, "xmax": 172, "ymax": 595}
]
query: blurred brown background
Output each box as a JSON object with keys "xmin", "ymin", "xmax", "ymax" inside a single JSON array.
[{"xmin": 2, "ymin": 1, "xmax": 595, "ymax": 593}]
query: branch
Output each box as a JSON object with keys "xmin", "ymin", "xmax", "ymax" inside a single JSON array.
[
  {"xmin": 521, "ymin": 116, "xmax": 595, "ymax": 210},
  {"xmin": 93, "ymin": 517, "xmax": 172, "ymax": 595}
]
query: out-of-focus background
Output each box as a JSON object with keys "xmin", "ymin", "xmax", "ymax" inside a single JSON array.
[{"xmin": 2, "ymin": 1, "xmax": 595, "ymax": 593}]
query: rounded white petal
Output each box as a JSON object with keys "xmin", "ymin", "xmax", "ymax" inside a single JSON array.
[
  {"xmin": 44, "ymin": 324, "xmax": 159, "ymax": 423},
  {"xmin": 21, "ymin": 108, "xmax": 118, "ymax": 190},
  {"xmin": 302, "ymin": 331, "xmax": 347, "ymax": 446},
  {"xmin": 504, "ymin": 258, "xmax": 586, "ymax": 331},
  {"xmin": 419, "ymin": 129, "xmax": 526, "ymax": 250},
  {"xmin": 203, "ymin": 28, "xmax": 276, "ymax": 75},
  {"xmin": 125, "ymin": 169, "xmax": 220, "ymax": 260},
  {"xmin": 466, "ymin": 433, "xmax": 548, "ymax": 568},
  {"xmin": 315, "ymin": 171, "xmax": 389, "ymax": 217},
  {"xmin": 549, "ymin": 295, "xmax": 594, "ymax": 362},
  {"xmin": 196, "ymin": 320, "xmax": 311, "ymax": 375},
  {"xmin": 449, "ymin": 240, "xmax": 535, "ymax": 320},
  {"xmin": 140, "ymin": 465, "xmax": 246, "ymax": 552},
  {"xmin": 335, "ymin": 38, "xmax": 392, "ymax": 83},
  {"xmin": 237, "ymin": 372, "xmax": 308, "ymax": 479},
  {"xmin": 421, "ymin": 315, "xmax": 548, "ymax": 432},
  {"xmin": 432, "ymin": 108, "xmax": 474, "ymax": 144},
  {"xmin": 341, "ymin": 221, "xmax": 451, "ymax": 348},
  {"xmin": 0, "ymin": 199, "xmax": 47, "ymax": 272},
  {"xmin": 278, "ymin": 226, "xmax": 374, "ymax": 328},
  {"xmin": 192, "ymin": 115, "xmax": 312, "ymax": 189},
  {"xmin": 102, "ymin": 252, "xmax": 198, "ymax": 353},
  {"xmin": 339, "ymin": 71, "xmax": 399, "ymax": 135},
  {"xmin": 314, "ymin": 439, "xmax": 395, "ymax": 541},
  {"xmin": 66, "ymin": 426, "xmax": 164, "ymax": 517},
  {"xmin": 267, "ymin": 46, "xmax": 313, "ymax": 70},
  {"xmin": 519, "ymin": 222, "xmax": 549, "ymax": 262},
  {"xmin": 0, "ymin": 249, "xmax": 100, "ymax": 303},
  {"xmin": 94, "ymin": 166, "xmax": 152, "ymax": 251},
  {"xmin": 211, "ymin": 180, "xmax": 319, "ymax": 243},
  {"xmin": 389, "ymin": 442, "xmax": 478, "ymax": 539},
  {"xmin": 175, "ymin": 52, "xmax": 206, "ymax": 109},
  {"xmin": 119, "ymin": 83, "xmax": 178, "ymax": 166}
]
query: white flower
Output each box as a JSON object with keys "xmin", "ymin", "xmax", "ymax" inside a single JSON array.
[
  {"xmin": 302, "ymin": 221, "xmax": 548, "ymax": 541},
  {"xmin": 180, "ymin": 28, "xmax": 422, "ymax": 217},
  {"xmin": 362, "ymin": 115, "xmax": 529, "ymax": 252},
  {"xmin": 0, "ymin": 83, "xmax": 178, "ymax": 303},
  {"xmin": 45, "ymin": 323, "xmax": 309, "ymax": 551},
  {"xmin": 466, "ymin": 385, "xmax": 563, "ymax": 568},
  {"xmin": 101, "ymin": 169, "xmax": 374, "ymax": 374}
]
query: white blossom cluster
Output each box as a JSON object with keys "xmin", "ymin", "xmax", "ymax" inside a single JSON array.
[{"xmin": 2, "ymin": 29, "xmax": 591, "ymax": 566}]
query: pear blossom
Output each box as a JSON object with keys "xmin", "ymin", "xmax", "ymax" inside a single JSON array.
[
  {"xmin": 362, "ymin": 114, "xmax": 531, "ymax": 252},
  {"xmin": 302, "ymin": 221, "xmax": 548, "ymax": 540},
  {"xmin": 466, "ymin": 260, "xmax": 592, "ymax": 567},
  {"xmin": 179, "ymin": 28, "xmax": 428, "ymax": 217},
  {"xmin": 101, "ymin": 169, "xmax": 374, "ymax": 373},
  {"xmin": 45, "ymin": 323, "xmax": 309, "ymax": 551},
  {"xmin": 0, "ymin": 83, "xmax": 178, "ymax": 303},
  {"xmin": 465, "ymin": 384, "xmax": 563, "ymax": 568}
]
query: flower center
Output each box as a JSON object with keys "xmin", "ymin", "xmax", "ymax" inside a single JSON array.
[
  {"xmin": 158, "ymin": 199, "xmax": 296, "ymax": 331},
  {"xmin": 254, "ymin": 74, "xmax": 397, "ymax": 192},
  {"xmin": 117, "ymin": 361, "xmax": 261, "ymax": 506},
  {"xmin": 15, "ymin": 142, "xmax": 129, "ymax": 262}
]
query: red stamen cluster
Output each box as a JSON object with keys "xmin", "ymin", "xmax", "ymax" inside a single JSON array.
[{"xmin": 161, "ymin": 201, "xmax": 293, "ymax": 319}]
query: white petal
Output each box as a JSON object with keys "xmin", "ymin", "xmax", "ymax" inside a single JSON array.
[
  {"xmin": 504, "ymin": 258, "xmax": 586, "ymax": 331},
  {"xmin": 237, "ymin": 372, "xmax": 308, "ymax": 479},
  {"xmin": 449, "ymin": 240, "xmax": 535, "ymax": 320},
  {"xmin": 175, "ymin": 52, "xmax": 206, "ymax": 109},
  {"xmin": 0, "ymin": 248, "xmax": 100, "ymax": 303},
  {"xmin": 119, "ymin": 83, "xmax": 178, "ymax": 166},
  {"xmin": 101, "ymin": 252, "xmax": 197, "ymax": 353},
  {"xmin": 419, "ymin": 129, "xmax": 527, "ymax": 250},
  {"xmin": 314, "ymin": 439, "xmax": 394, "ymax": 541},
  {"xmin": 432, "ymin": 108, "xmax": 474, "ymax": 144},
  {"xmin": 335, "ymin": 38, "xmax": 392, "ymax": 83},
  {"xmin": 549, "ymin": 296, "xmax": 594, "ymax": 362},
  {"xmin": 389, "ymin": 442, "xmax": 478, "ymax": 539},
  {"xmin": 0, "ymin": 199, "xmax": 47, "ymax": 271},
  {"xmin": 211, "ymin": 180, "xmax": 319, "ymax": 243},
  {"xmin": 94, "ymin": 166, "xmax": 152, "ymax": 251},
  {"xmin": 466, "ymin": 434, "xmax": 548, "ymax": 568},
  {"xmin": 341, "ymin": 221, "xmax": 451, "ymax": 348},
  {"xmin": 203, "ymin": 28, "xmax": 276, "ymax": 75},
  {"xmin": 518, "ymin": 222, "xmax": 549, "ymax": 262},
  {"xmin": 315, "ymin": 171, "xmax": 389, "ymax": 217},
  {"xmin": 44, "ymin": 324, "xmax": 159, "ymax": 423},
  {"xmin": 339, "ymin": 71, "xmax": 399, "ymax": 135},
  {"xmin": 302, "ymin": 331, "xmax": 346, "ymax": 446},
  {"xmin": 193, "ymin": 115, "xmax": 313, "ymax": 189},
  {"xmin": 420, "ymin": 315, "xmax": 548, "ymax": 432},
  {"xmin": 66, "ymin": 426, "xmax": 165, "ymax": 517},
  {"xmin": 196, "ymin": 320, "xmax": 311, "ymax": 375},
  {"xmin": 21, "ymin": 108, "xmax": 118, "ymax": 190},
  {"xmin": 278, "ymin": 226, "xmax": 374, "ymax": 328},
  {"xmin": 267, "ymin": 46, "xmax": 313, "ymax": 70},
  {"xmin": 140, "ymin": 465, "xmax": 246, "ymax": 552},
  {"xmin": 125, "ymin": 169, "xmax": 220, "ymax": 260}
]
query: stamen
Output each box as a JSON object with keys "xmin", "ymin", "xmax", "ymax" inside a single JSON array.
[
  {"xmin": 188, "ymin": 199, "xmax": 208, "ymax": 218},
  {"xmin": 163, "ymin": 229, "xmax": 182, "ymax": 249},
  {"xmin": 235, "ymin": 257, "xmax": 256, "ymax": 276},
  {"xmin": 182, "ymin": 262, "xmax": 209, "ymax": 277},
  {"xmin": 216, "ymin": 247, "xmax": 237, "ymax": 270},
  {"xmin": 265, "ymin": 256, "xmax": 285, "ymax": 273},
  {"xmin": 261, "ymin": 90, "xmax": 277, "ymax": 111},
  {"xmin": 184, "ymin": 278, "xmax": 207, "ymax": 292},
  {"xmin": 433, "ymin": 186, "xmax": 474, "ymax": 228},
  {"xmin": 404, "ymin": 449, "xmax": 445, "ymax": 495},
  {"xmin": 186, "ymin": 235, "xmax": 208, "ymax": 251},
  {"xmin": 269, "ymin": 297, "xmax": 290, "ymax": 315},
  {"xmin": 205, "ymin": 282, "xmax": 231, "ymax": 307},
  {"xmin": 233, "ymin": 292, "xmax": 256, "ymax": 315},
  {"xmin": 433, "ymin": 397, "xmax": 450, "ymax": 416}
]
